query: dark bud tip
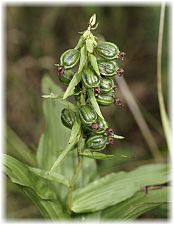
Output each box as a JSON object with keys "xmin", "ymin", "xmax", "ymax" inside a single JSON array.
[
  {"xmin": 108, "ymin": 137, "xmax": 114, "ymax": 145},
  {"xmin": 94, "ymin": 87, "xmax": 101, "ymax": 96},
  {"xmin": 105, "ymin": 128, "xmax": 114, "ymax": 136},
  {"xmin": 91, "ymin": 123, "xmax": 99, "ymax": 131},
  {"xmin": 57, "ymin": 66, "xmax": 65, "ymax": 76},
  {"xmin": 118, "ymin": 52, "xmax": 126, "ymax": 60},
  {"xmin": 112, "ymin": 85, "xmax": 117, "ymax": 92},
  {"xmin": 114, "ymin": 98, "xmax": 124, "ymax": 106},
  {"xmin": 116, "ymin": 68, "xmax": 124, "ymax": 77}
]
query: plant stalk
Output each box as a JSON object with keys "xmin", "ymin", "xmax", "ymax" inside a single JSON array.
[
  {"xmin": 157, "ymin": 3, "xmax": 171, "ymax": 151},
  {"xmin": 67, "ymin": 86, "xmax": 86, "ymax": 213},
  {"xmin": 67, "ymin": 134, "xmax": 84, "ymax": 213}
]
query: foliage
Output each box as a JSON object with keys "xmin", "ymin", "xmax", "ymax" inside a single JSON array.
[
  {"xmin": 5, "ymin": 14, "xmax": 169, "ymax": 220},
  {"xmin": 4, "ymin": 75, "xmax": 169, "ymax": 220}
]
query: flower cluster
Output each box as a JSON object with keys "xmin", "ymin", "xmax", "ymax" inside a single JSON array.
[{"xmin": 56, "ymin": 14, "xmax": 125, "ymax": 152}]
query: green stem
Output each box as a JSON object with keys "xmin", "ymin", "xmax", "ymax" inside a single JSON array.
[
  {"xmin": 80, "ymin": 84, "xmax": 86, "ymax": 105},
  {"xmin": 67, "ymin": 134, "xmax": 84, "ymax": 212},
  {"xmin": 67, "ymin": 85, "xmax": 86, "ymax": 213}
]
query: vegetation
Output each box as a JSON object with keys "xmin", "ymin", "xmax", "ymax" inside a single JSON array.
[{"xmin": 5, "ymin": 5, "xmax": 169, "ymax": 220}]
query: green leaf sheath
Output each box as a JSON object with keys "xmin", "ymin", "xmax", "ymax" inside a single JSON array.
[
  {"xmin": 63, "ymin": 72, "xmax": 82, "ymax": 99},
  {"xmin": 101, "ymin": 187, "xmax": 169, "ymax": 220},
  {"xmin": 71, "ymin": 164, "xmax": 169, "ymax": 213}
]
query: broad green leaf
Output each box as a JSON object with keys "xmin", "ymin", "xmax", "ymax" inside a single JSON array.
[
  {"xmin": 86, "ymin": 38, "xmax": 93, "ymax": 53},
  {"xmin": 6, "ymin": 126, "xmax": 36, "ymax": 167},
  {"xmin": 72, "ymin": 171, "xmax": 128, "ymax": 213},
  {"xmin": 37, "ymin": 75, "xmax": 70, "ymax": 170},
  {"xmin": 71, "ymin": 164, "xmax": 168, "ymax": 213},
  {"xmin": 88, "ymin": 53, "xmax": 100, "ymax": 75},
  {"xmin": 29, "ymin": 167, "xmax": 70, "ymax": 187},
  {"xmin": 101, "ymin": 187, "xmax": 169, "ymax": 220},
  {"xmin": 78, "ymin": 45, "xmax": 87, "ymax": 73},
  {"xmin": 22, "ymin": 187, "xmax": 69, "ymax": 219},
  {"xmin": 88, "ymin": 89, "xmax": 104, "ymax": 119},
  {"xmin": 127, "ymin": 164, "xmax": 169, "ymax": 187},
  {"xmin": 80, "ymin": 150, "xmax": 115, "ymax": 160},
  {"xmin": 49, "ymin": 119, "xmax": 81, "ymax": 173},
  {"xmin": 4, "ymin": 154, "xmax": 69, "ymax": 219},
  {"xmin": 38, "ymin": 76, "xmax": 98, "ymax": 204},
  {"xmin": 4, "ymin": 154, "xmax": 56, "ymax": 200},
  {"xmin": 63, "ymin": 72, "xmax": 81, "ymax": 99}
]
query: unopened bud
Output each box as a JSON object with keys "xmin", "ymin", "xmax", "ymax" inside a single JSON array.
[
  {"xmin": 118, "ymin": 52, "xmax": 126, "ymax": 60},
  {"xmin": 91, "ymin": 123, "xmax": 99, "ymax": 131},
  {"xmin": 94, "ymin": 87, "xmax": 101, "ymax": 96},
  {"xmin": 57, "ymin": 66, "xmax": 65, "ymax": 76},
  {"xmin": 105, "ymin": 128, "xmax": 114, "ymax": 136},
  {"xmin": 114, "ymin": 98, "xmax": 124, "ymax": 106},
  {"xmin": 108, "ymin": 137, "xmax": 114, "ymax": 145},
  {"xmin": 116, "ymin": 68, "xmax": 124, "ymax": 76}
]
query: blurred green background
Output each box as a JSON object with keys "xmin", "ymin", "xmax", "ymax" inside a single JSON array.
[{"xmin": 6, "ymin": 5, "xmax": 169, "ymax": 219}]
